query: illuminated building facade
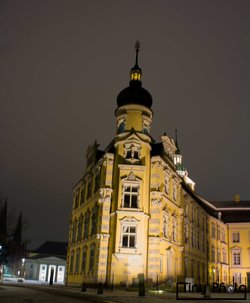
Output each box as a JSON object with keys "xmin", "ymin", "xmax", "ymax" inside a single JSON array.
[{"xmin": 66, "ymin": 44, "xmax": 250, "ymax": 287}]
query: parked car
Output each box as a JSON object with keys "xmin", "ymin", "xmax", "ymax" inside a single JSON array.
[{"xmin": 2, "ymin": 274, "xmax": 24, "ymax": 282}]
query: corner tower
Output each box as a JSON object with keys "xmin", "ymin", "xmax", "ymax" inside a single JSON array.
[{"xmin": 107, "ymin": 42, "xmax": 153, "ymax": 284}]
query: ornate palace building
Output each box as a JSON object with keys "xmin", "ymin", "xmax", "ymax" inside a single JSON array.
[{"xmin": 66, "ymin": 43, "xmax": 250, "ymax": 288}]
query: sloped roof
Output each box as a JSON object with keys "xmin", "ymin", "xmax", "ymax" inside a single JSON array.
[
  {"xmin": 35, "ymin": 241, "xmax": 67, "ymax": 256},
  {"xmin": 211, "ymin": 200, "xmax": 250, "ymax": 208}
]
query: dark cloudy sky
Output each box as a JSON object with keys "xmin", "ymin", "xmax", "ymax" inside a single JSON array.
[{"xmin": 1, "ymin": 0, "xmax": 250, "ymax": 249}]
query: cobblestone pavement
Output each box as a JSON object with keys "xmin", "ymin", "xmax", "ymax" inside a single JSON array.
[{"xmin": 0, "ymin": 283, "xmax": 249, "ymax": 303}]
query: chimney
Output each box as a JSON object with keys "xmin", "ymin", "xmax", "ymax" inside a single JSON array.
[{"xmin": 234, "ymin": 194, "xmax": 240, "ymax": 203}]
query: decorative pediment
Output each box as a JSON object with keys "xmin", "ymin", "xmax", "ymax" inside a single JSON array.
[
  {"xmin": 161, "ymin": 134, "xmax": 177, "ymax": 162},
  {"xmin": 127, "ymin": 171, "xmax": 137, "ymax": 181},
  {"xmin": 119, "ymin": 216, "xmax": 139, "ymax": 222}
]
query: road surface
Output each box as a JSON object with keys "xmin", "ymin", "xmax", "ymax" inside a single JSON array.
[{"xmin": 0, "ymin": 285, "xmax": 105, "ymax": 303}]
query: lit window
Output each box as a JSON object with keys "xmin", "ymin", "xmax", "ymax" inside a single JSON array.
[
  {"xmin": 232, "ymin": 232, "xmax": 240, "ymax": 243},
  {"xmin": 122, "ymin": 225, "xmax": 136, "ymax": 248},
  {"xmin": 123, "ymin": 185, "xmax": 138, "ymax": 208},
  {"xmin": 234, "ymin": 273, "xmax": 241, "ymax": 284},
  {"xmin": 232, "ymin": 249, "xmax": 241, "ymax": 265}
]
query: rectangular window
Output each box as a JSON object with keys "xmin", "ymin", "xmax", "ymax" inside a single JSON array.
[
  {"xmin": 212, "ymin": 225, "xmax": 216, "ymax": 238},
  {"xmin": 232, "ymin": 232, "xmax": 240, "ymax": 243},
  {"xmin": 233, "ymin": 251, "xmax": 241, "ymax": 265},
  {"xmin": 123, "ymin": 185, "xmax": 138, "ymax": 208},
  {"xmin": 89, "ymin": 245, "xmax": 95, "ymax": 272},
  {"xmin": 221, "ymin": 229, "xmax": 225, "ymax": 242},
  {"xmin": 234, "ymin": 273, "xmax": 241, "ymax": 284},
  {"xmin": 217, "ymin": 227, "xmax": 220, "ymax": 240},
  {"xmin": 222, "ymin": 248, "xmax": 227, "ymax": 263},
  {"xmin": 122, "ymin": 225, "xmax": 136, "ymax": 248},
  {"xmin": 82, "ymin": 248, "xmax": 87, "ymax": 274}
]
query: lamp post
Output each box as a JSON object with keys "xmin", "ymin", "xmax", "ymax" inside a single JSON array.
[
  {"xmin": 0, "ymin": 245, "xmax": 3, "ymax": 280},
  {"xmin": 21, "ymin": 258, "xmax": 25, "ymax": 278}
]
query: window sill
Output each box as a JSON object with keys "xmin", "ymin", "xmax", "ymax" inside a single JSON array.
[{"xmin": 118, "ymin": 247, "xmax": 139, "ymax": 254}]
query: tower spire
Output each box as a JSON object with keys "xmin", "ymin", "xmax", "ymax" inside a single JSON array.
[
  {"xmin": 135, "ymin": 40, "xmax": 140, "ymax": 67},
  {"xmin": 130, "ymin": 40, "xmax": 142, "ymax": 81}
]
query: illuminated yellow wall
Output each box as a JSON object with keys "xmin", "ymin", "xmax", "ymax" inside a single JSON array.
[
  {"xmin": 228, "ymin": 222, "xmax": 250, "ymax": 285},
  {"xmin": 66, "ymin": 100, "xmax": 249, "ymax": 288},
  {"xmin": 207, "ymin": 215, "xmax": 229, "ymax": 284}
]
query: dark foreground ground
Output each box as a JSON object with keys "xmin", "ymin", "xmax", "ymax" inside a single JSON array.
[{"xmin": 0, "ymin": 283, "xmax": 249, "ymax": 303}]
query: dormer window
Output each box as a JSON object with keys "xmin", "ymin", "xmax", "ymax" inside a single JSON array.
[
  {"xmin": 124, "ymin": 143, "xmax": 141, "ymax": 161},
  {"xmin": 174, "ymin": 154, "xmax": 182, "ymax": 165}
]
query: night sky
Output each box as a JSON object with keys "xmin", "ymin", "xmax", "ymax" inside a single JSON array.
[{"xmin": 1, "ymin": 1, "xmax": 250, "ymax": 249}]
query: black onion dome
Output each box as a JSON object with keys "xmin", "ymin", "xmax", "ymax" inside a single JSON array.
[
  {"xmin": 117, "ymin": 41, "xmax": 153, "ymax": 109},
  {"xmin": 117, "ymin": 80, "xmax": 153, "ymax": 108}
]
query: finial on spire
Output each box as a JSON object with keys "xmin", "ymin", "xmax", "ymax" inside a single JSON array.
[
  {"xmin": 175, "ymin": 129, "xmax": 180, "ymax": 154},
  {"xmin": 135, "ymin": 40, "xmax": 141, "ymax": 66}
]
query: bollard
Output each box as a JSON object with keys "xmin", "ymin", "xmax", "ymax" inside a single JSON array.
[
  {"xmin": 97, "ymin": 282, "xmax": 103, "ymax": 294},
  {"xmin": 138, "ymin": 282, "xmax": 145, "ymax": 296},
  {"xmin": 81, "ymin": 282, "xmax": 87, "ymax": 292},
  {"xmin": 204, "ymin": 284, "xmax": 210, "ymax": 298}
]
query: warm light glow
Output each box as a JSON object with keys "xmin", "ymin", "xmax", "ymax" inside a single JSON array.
[{"xmin": 131, "ymin": 72, "xmax": 141, "ymax": 81}]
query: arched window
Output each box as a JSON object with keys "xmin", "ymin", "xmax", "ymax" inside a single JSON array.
[
  {"xmin": 80, "ymin": 184, "xmax": 85, "ymax": 205},
  {"xmin": 77, "ymin": 216, "xmax": 83, "ymax": 241},
  {"xmin": 94, "ymin": 170, "xmax": 101, "ymax": 193},
  {"xmin": 75, "ymin": 248, "xmax": 80, "ymax": 274},
  {"xmin": 83, "ymin": 211, "xmax": 90, "ymax": 239},
  {"xmin": 89, "ymin": 244, "xmax": 96, "ymax": 272},
  {"xmin": 74, "ymin": 191, "xmax": 79, "ymax": 209},
  {"xmin": 69, "ymin": 250, "xmax": 75, "ymax": 274},
  {"xmin": 91, "ymin": 206, "xmax": 98, "ymax": 235},
  {"xmin": 81, "ymin": 246, "xmax": 87, "ymax": 274},
  {"xmin": 72, "ymin": 220, "xmax": 77, "ymax": 243},
  {"xmin": 86, "ymin": 176, "xmax": 92, "ymax": 199}
]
